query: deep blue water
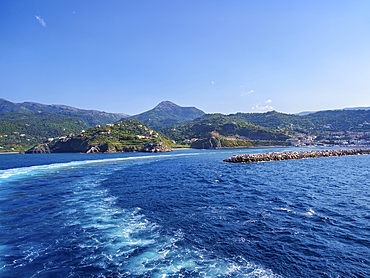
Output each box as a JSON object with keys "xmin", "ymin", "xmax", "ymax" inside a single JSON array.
[{"xmin": 0, "ymin": 147, "xmax": 369, "ymax": 277}]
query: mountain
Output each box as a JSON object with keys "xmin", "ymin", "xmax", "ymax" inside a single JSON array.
[
  {"xmin": 0, "ymin": 98, "xmax": 128, "ymax": 127},
  {"xmin": 25, "ymin": 119, "xmax": 171, "ymax": 154},
  {"xmin": 129, "ymin": 101, "xmax": 205, "ymax": 130},
  {"xmin": 296, "ymin": 111, "xmax": 317, "ymax": 116},
  {"xmin": 343, "ymin": 106, "xmax": 370, "ymax": 111}
]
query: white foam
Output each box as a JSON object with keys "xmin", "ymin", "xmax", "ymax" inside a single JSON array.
[
  {"xmin": 273, "ymin": 207, "xmax": 315, "ymax": 217},
  {"xmin": 273, "ymin": 207, "xmax": 295, "ymax": 214},
  {"xmin": 0, "ymin": 152, "xmax": 206, "ymax": 183},
  {"xmin": 303, "ymin": 209, "xmax": 315, "ymax": 216}
]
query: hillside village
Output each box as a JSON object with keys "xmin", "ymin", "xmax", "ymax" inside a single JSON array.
[
  {"xmin": 45, "ymin": 123, "xmax": 159, "ymax": 143},
  {"xmin": 286, "ymin": 130, "xmax": 370, "ymax": 146},
  {"xmin": 281, "ymin": 122, "xmax": 370, "ymax": 147}
]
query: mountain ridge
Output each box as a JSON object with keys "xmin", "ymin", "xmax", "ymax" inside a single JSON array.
[
  {"xmin": 296, "ymin": 106, "xmax": 370, "ymax": 116},
  {"xmin": 0, "ymin": 98, "xmax": 129, "ymax": 127}
]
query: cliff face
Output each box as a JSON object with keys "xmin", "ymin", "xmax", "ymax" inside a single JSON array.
[
  {"xmin": 25, "ymin": 144, "xmax": 51, "ymax": 154},
  {"xmin": 191, "ymin": 138, "xmax": 221, "ymax": 149},
  {"xmin": 140, "ymin": 142, "xmax": 172, "ymax": 152},
  {"xmin": 25, "ymin": 139, "xmax": 89, "ymax": 154},
  {"xmin": 25, "ymin": 140, "xmax": 172, "ymax": 154}
]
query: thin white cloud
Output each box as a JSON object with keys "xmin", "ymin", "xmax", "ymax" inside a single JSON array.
[
  {"xmin": 35, "ymin": 15, "xmax": 46, "ymax": 27},
  {"xmin": 252, "ymin": 104, "xmax": 274, "ymax": 112},
  {"xmin": 211, "ymin": 81, "xmax": 214, "ymax": 85},
  {"xmin": 241, "ymin": 90, "xmax": 253, "ymax": 97},
  {"xmin": 252, "ymin": 100, "xmax": 274, "ymax": 112}
]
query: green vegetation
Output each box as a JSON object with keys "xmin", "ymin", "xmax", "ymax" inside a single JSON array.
[
  {"xmin": 27, "ymin": 119, "xmax": 172, "ymax": 153},
  {"xmin": 190, "ymin": 137, "xmax": 290, "ymax": 149},
  {"xmin": 0, "ymin": 112, "xmax": 88, "ymax": 152},
  {"xmin": 161, "ymin": 109, "xmax": 370, "ymax": 149},
  {"xmin": 231, "ymin": 111, "xmax": 313, "ymax": 131},
  {"xmin": 229, "ymin": 109, "xmax": 370, "ymax": 133},
  {"xmin": 0, "ymin": 98, "xmax": 130, "ymax": 152},
  {"xmin": 305, "ymin": 110, "xmax": 370, "ymax": 132},
  {"xmin": 161, "ymin": 114, "xmax": 289, "ymax": 147},
  {"xmin": 220, "ymin": 139, "xmax": 290, "ymax": 148}
]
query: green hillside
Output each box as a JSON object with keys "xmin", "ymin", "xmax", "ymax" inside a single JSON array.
[
  {"xmin": 161, "ymin": 114, "xmax": 290, "ymax": 148},
  {"xmin": 25, "ymin": 119, "xmax": 172, "ymax": 153},
  {"xmin": 230, "ymin": 111, "xmax": 313, "ymax": 130},
  {"xmin": 130, "ymin": 101, "xmax": 205, "ymax": 130},
  {"xmin": 0, "ymin": 112, "xmax": 88, "ymax": 152},
  {"xmin": 305, "ymin": 109, "xmax": 370, "ymax": 131}
]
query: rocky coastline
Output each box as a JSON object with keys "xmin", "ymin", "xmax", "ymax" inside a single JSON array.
[
  {"xmin": 24, "ymin": 141, "xmax": 172, "ymax": 154},
  {"xmin": 223, "ymin": 148, "xmax": 370, "ymax": 163}
]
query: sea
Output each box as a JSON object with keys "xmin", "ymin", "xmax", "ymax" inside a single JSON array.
[{"xmin": 0, "ymin": 147, "xmax": 369, "ymax": 277}]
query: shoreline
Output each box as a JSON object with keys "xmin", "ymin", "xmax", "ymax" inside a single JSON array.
[{"xmin": 2, "ymin": 144, "xmax": 369, "ymax": 154}]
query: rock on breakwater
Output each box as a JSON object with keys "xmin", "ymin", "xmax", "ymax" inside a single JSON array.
[{"xmin": 223, "ymin": 148, "xmax": 370, "ymax": 163}]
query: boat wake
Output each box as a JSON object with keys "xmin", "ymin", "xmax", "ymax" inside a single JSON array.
[
  {"xmin": 0, "ymin": 161, "xmax": 280, "ymax": 277},
  {"xmin": 0, "ymin": 153, "xmax": 202, "ymax": 183}
]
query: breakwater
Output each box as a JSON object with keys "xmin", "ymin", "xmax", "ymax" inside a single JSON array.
[{"xmin": 223, "ymin": 148, "xmax": 370, "ymax": 163}]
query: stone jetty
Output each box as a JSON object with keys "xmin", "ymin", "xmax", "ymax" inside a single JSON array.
[{"xmin": 223, "ymin": 148, "xmax": 370, "ymax": 163}]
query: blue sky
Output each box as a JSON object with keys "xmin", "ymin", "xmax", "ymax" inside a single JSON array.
[{"xmin": 1, "ymin": 1, "xmax": 370, "ymax": 115}]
